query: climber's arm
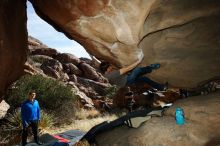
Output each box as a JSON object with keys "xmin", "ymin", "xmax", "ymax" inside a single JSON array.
[
  {"xmin": 119, "ymin": 58, "xmax": 143, "ymax": 75},
  {"xmin": 90, "ymin": 55, "xmax": 101, "ymax": 68}
]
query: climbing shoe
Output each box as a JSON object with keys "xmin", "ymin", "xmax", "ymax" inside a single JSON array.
[{"xmin": 149, "ymin": 63, "xmax": 161, "ymax": 70}]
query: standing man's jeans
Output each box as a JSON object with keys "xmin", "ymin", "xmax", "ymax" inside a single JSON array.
[
  {"xmin": 126, "ymin": 66, "xmax": 164, "ymax": 91},
  {"xmin": 22, "ymin": 120, "xmax": 39, "ymax": 146}
]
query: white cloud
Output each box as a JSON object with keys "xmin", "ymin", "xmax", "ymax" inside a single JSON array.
[
  {"xmin": 27, "ymin": 1, "xmax": 90, "ymax": 58},
  {"xmin": 57, "ymin": 46, "xmax": 91, "ymax": 58}
]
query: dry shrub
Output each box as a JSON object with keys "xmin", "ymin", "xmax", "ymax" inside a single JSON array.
[
  {"xmin": 0, "ymin": 109, "xmax": 54, "ymax": 145},
  {"xmin": 75, "ymin": 109, "xmax": 100, "ymax": 120},
  {"xmin": 5, "ymin": 75, "xmax": 77, "ymax": 123},
  {"xmin": 2, "ymin": 109, "xmax": 54, "ymax": 132},
  {"xmin": 39, "ymin": 111, "xmax": 54, "ymax": 131}
]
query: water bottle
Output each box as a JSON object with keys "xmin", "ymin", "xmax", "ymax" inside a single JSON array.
[{"xmin": 175, "ymin": 107, "xmax": 185, "ymax": 125}]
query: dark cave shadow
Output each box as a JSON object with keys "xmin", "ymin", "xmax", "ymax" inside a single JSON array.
[{"xmin": 204, "ymin": 136, "xmax": 220, "ymax": 146}]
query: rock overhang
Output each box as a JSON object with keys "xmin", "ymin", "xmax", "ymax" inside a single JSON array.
[
  {"xmin": 30, "ymin": 0, "xmax": 220, "ymax": 88},
  {"xmin": 1, "ymin": 0, "xmax": 220, "ymax": 99}
]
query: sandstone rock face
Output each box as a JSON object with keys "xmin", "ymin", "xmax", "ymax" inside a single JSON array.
[
  {"xmin": 0, "ymin": 0, "xmax": 27, "ymax": 99},
  {"xmin": 141, "ymin": 12, "xmax": 220, "ymax": 88},
  {"xmin": 30, "ymin": 47, "xmax": 58, "ymax": 57},
  {"xmin": 79, "ymin": 62, "xmax": 108, "ymax": 83},
  {"xmin": 67, "ymin": 82, "xmax": 94, "ymax": 108},
  {"xmin": 77, "ymin": 77, "xmax": 110, "ymax": 97},
  {"xmin": 96, "ymin": 91, "xmax": 220, "ymax": 146},
  {"xmin": 54, "ymin": 53, "xmax": 81, "ymax": 65},
  {"xmin": 40, "ymin": 59, "xmax": 70, "ymax": 81},
  {"xmin": 31, "ymin": 0, "xmax": 220, "ymax": 88},
  {"xmin": 26, "ymin": 36, "xmax": 111, "ymax": 107},
  {"xmin": 63, "ymin": 63, "xmax": 82, "ymax": 76}
]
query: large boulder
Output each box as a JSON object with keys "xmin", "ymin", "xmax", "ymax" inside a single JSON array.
[
  {"xmin": 30, "ymin": 47, "xmax": 58, "ymax": 57},
  {"xmin": 63, "ymin": 63, "xmax": 82, "ymax": 76},
  {"xmin": 79, "ymin": 62, "xmax": 108, "ymax": 83},
  {"xmin": 28, "ymin": 36, "xmax": 48, "ymax": 49},
  {"xmin": 0, "ymin": 0, "xmax": 27, "ymax": 99},
  {"xmin": 96, "ymin": 91, "xmax": 220, "ymax": 146},
  {"xmin": 54, "ymin": 53, "xmax": 81, "ymax": 65},
  {"xmin": 1, "ymin": 0, "xmax": 220, "ymax": 99},
  {"xmin": 67, "ymin": 82, "xmax": 94, "ymax": 108},
  {"xmin": 30, "ymin": 0, "xmax": 220, "ymax": 88},
  {"xmin": 41, "ymin": 59, "xmax": 63, "ymax": 73},
  {"xmin": 28, "ymin": 36, "xmax": 58, "ymax": 57},
  {"xmin": 40, "ymin": 59, "xmax": 69, "ymax": 81},
  {"xmin": 80, "ymin": 57, "xmax": 97, "ymax": 69},
  {"xmin": 77, "ymin": 77, "xmax": 111, "ymax": 97}
]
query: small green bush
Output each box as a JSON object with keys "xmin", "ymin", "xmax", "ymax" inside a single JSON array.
[
  {"xmin": 6, "ymin": 75, "xmax": 77, "ymax": 111},
  {"xmin": 30, "ymin": 55, "xmax": 47, "ymax": 64}
]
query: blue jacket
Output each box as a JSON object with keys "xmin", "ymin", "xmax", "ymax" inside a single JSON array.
[{"xmin": 21, "ymin": 99, "xmax": 41, "ymax": 127}]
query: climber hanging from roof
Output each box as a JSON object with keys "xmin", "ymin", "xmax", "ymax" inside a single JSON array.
[{"xmin": 90, "ymin": 54, "xmax": 168, "ymax": 91}]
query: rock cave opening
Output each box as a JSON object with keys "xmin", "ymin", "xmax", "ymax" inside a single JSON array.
[
  {"xmin": 27, "ymin": 1, "xmax": 90, "ymax": 59},
  {"xmin": 0, "ymin": 0, "xmax": 220, "ymax": 145}
]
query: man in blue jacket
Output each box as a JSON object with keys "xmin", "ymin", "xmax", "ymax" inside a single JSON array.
[{"xmin": 21, "ymin": 91, "xmax": 42, "ymax": 146}]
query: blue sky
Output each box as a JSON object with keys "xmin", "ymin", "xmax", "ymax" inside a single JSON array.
[{"xmin": 27, "ymin": 1, "xmax": 90, "ymax": 58}]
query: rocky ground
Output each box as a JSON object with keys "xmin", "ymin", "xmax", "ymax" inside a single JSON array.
[{"xmin": 96, "ymin": 91, "xmax": 220, "ymax": 146}]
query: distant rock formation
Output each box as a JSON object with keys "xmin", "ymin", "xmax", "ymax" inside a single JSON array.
[{"xmin": 26, "ymin": 36, "xmax": 111, "ymax": 109}]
